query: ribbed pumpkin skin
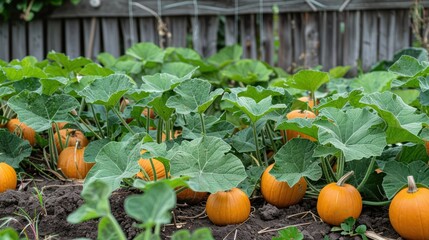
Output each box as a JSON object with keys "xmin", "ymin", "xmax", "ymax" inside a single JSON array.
[
  {"xmin": 54, "ymin": 129, "xmax": 89, "ymax": 153},
  {"xmin": 317, "ymin": 183, "xmax": 362, "ymax": 225},
  {"xmin": 177, "ymin": 188, "xmax": 209, "ymax": 204},
  {"xmin": 389, "ymin": 187, "xmax": 429, "ymax": 239},
  {"xmin": 0, "ymin": 162, "xmax": 17, "ymax": 193},
  {"xmin": 261, "ymin": 164, "xmax": 307, "ymax": 208},
  {"xmin": 57, "ymin": 147, "xmax": 94, "ymax": 179},
  {"xmin": 6, "ymin": 119, "xmax": 36, "ymax": 146},
  {"xmin": 282, "ymin": 110, "xmax": 317, "ymax": 142},
  {"xmin": 137, "ymin": 158, "xmax": 166, "ymax": 180},
  {"xmin": 425, "ymin": 140, "xmax": 429, "ymax": 156},
  {"xmin": 206, "ymin": 188, "xmax": 250, "ymax": 225}
]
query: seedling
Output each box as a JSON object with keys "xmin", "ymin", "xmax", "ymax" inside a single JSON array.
[
  {"xmin": 330, "ymin": 217, "xmax": 368, "ymax": 240},
  {"xmin": 272, "ymin": 226, "xmax": 304, "ymax": 240}
]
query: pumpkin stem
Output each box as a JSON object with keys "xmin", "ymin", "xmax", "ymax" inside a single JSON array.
[
  {"xmin": 336, "ymin": 171, "xmax": 354, "ymax": 187},
  {"xmin": 407, "ymin": 175, "xmax": 418, "ymax": 193}
]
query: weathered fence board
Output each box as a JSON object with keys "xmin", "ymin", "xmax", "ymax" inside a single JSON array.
[
  {"xmin": 83, "ymin": 18, "xmax": 101, "ymax": 59},
  {"xmin": 0, "ymin": 22, "xmax": 10, "ymax": 61},
  {"xmin": 166, "ymin": 16, "xmax": 188, "ymax": 48},
  {"xmin": 361, "ymin": 11, "xmax": 378, "ymax": 71},
  {"xmin": 278, "ymin": 13, "xmax": 293, "ymax": 72},
  {"xmin": 46, "ymin": 19, "xmax": 63, "ymax": 53},
  {"xmin": 28, "ymin": 20, "xmax": 44, "ymax": 60},
  {"xmin": 240, "ymin": 14, "xmax": 257, "ymax": 59},
  {"xmin": 342, "ymin": 11, "xmax": 361, "ymax": 75},
  {"xmin": 101, "ymin": 18, "xmax": 121, "ymax": 57},
  {"xmin": 138, "ymin": 18, "xmax": 159, "ymax": 44},
  {"xmin": 120, "ymin": 18, "xmax": 138, "ymax": 51},
  {"xmin": 11, "ymin": 21, "xmax": 27, "ymax": 59},
  {"xmin": 65, "ymin": 19, "xmax": 81, "ymax": 58}
]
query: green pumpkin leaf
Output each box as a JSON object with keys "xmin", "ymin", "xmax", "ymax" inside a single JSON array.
[
  {"xmin": 161, "ymin": 62, "xmax": 197, "ymax": 78},
  {"xmin": 0, "ymin": 87, "xmax": 15, "ymax": 98},
  {"xmin": 179, "ymin": 113, "xmax": 235, "ymax": 140},
  {"xmin": 314, "ymin": 108, "xmax": 387, "ymax": 161},
  {"xmin": 79, "ymin": 63, "xmax": 114, "ymax": 77},
  {"xmin": 270, "ymin": 139, "xmax": 321, "ymax": 186},
  {"xmin": 126, "ymin": 42, "xmax": 164, "ymax": 64},
  {"xmin": 124, "ymin": 182, "xmax": 176, "ymax": 225},
  {"xmin": 359, "ymin": 92, "xmax": 429, "ymax": 144},
  {"xmin": 382, "ymin": 161, "xmax": 429, "ymax": 199},
  {"xmin": 238, "ymin": 165, "xmax": 265, "ymax": 197},
  {"xmin": 0, "ymin": 228, "xmax": 20, "ymax": 240},
  {"xmin": 3, "ymin": 65, "xmax": 47, "ymax": 81},
  {"xmin": 0, "ymin": 130, "xmax": 32, "ymax": 168},
  {"xmin": 207, "ymin": 44, "xmax": 242, "ymax": 68},
  {"xmin": 221, "ymin": 59, "xmax": 273, "ymax": 84},
  {"xmin": 7, "ymin": 91, "xmax": 79, "ymax": 132},
  {"xmin": 288, "ymin": 70, "xmax": 330, "ymax": 92},
  {"xmin": 39, "ymin": 77, "xmax": 68, "ymax": 95},
  {"xmin": 83, "ymin": 138, "xmax": 112, "ymax": 163},
  {"xmin": 232, "ymin": 85, "xmax": 285, "ymax": 103},
  {"xmin": 97, "ymin": 216, "xmax": 126, "ymax": 240},
  {"xmin": 166, "ymin": 78, "xmax": 223, "ymax": 114},
  {"xmin": 350, "ymin": 71, "xmax": 397, "ymax": 93},
  {"xmin": 170, "ymin": 136, "xmax": 247, "ymax": 193},
  {"xmin": 388, "ymin": 55, "xmax": 427, "ymax": 77},
  {"xmin": 171, "ymin": 228, "xmax": 214, "ymax": 240},
  {"xmin": 272, "ymin": 227, "xmax": 304, "ymax": 240},
  {"xmin": 275, "ymin": 117, "xmax": 318, "ymax": 140},
  {"xmin": 78, "ymin": 74, "xmax": 134, "ymax": 107}
]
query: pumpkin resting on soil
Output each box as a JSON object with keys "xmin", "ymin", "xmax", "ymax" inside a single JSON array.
[
  {"xmin": 389, "ymin": 175, "xmax": 429, "ymax": 240},
  {"xmin": 260, "ymin": 164, "xmax": 307, "ymax": 208},
  {"xmin": 317, "ymin": 171, "xmax": 362, "ymax": 226},
  {"xmin": 176, "ymin": 188, "xmax": 209, "ymax": 204},
  {"xmin": 206, "ymin": 188, "xmax": 250, "ymax": 225},
  {"xmin": 0, "ymin": 162, "xmax": 17, "ymax": 193},
  {"xmin": 57, "ymin": 146, "xmax": 94, "ymax": 179},
  {"xmin": 54, "ymin": 129, "xmax": 89, "ymax": 153},
  {"xmin": 6, "ymin": 118, "xmax": 36, "ymax": 146}
]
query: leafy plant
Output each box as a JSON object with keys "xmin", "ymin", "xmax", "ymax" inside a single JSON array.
[
  {"xmin": 330, "ymin": 217, "xmax": 368, "ymax": 240},
  {"xmin": 272, "ymin": 226, "xmax": 304, "ymax": 240}
]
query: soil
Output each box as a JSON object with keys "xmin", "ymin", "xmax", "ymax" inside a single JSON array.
[{"xmin": 0, "ymin": 179, "xmax": 401, "ymax": 240}]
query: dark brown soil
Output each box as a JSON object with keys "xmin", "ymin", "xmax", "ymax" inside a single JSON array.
[{"xmin": 0, "ymin": 179, "xmax": 401, "ymax": 240}]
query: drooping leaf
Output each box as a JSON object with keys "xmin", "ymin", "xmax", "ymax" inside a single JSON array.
[
  {"xmin": 179, "ymin": 113, "xmax": 234, "ymax": 140},
  {"xmin": 83, "ymin": 138, "xmax": 112, "ymax": 163},
  {"xmin": 232, "ymin": 85, "xmax": 285, "ymax": 103},
  {"xmin": 166, "ymin": 78, "xmax": 223, "ymax": 114},
  {"xmin": 238, "ymin": 165, "xmax": 264, "ymax": 197},
  {"xmin": 77, "ymin": 74, "xmax": 134, "ymax": 107},
  {"xmin": 221, "ymin": 59, "xmax": 273, "ymax": 84},
  {"xmin": 270, "ymin": 139, "xmax": 321, "ymax": 186},
  {"xmin": 359, "ymin": 92, "xmax": 429, "ymax": 144},
  {"xmin": 288, "ymin": 70, "xmax": 330, "ymax": 92},
  {"xmin": 148, "ymin": 92, "xmax": 175, "ymax": 121},
  {"xmin": 7, "ymin": 91, "xmax": 79, "ymax": 132},
  {"xmin": 39, "ymin": 77, "xmax": 68, "ymax": 95},
  {"xmin": 316, "ymin": 90, "xmax": 363, "ymax": 110},
  {"xmin": 230, "ymin": 127, "xmax": 260, "ymax": 153},
  {"xmin": 314, "ymin": 108, "xmax": 387, "ymax": 161},
  {"xmin": 275, "ymin": 117, "xmax": 318, "ymax": 140},
  {"xmin": 207, "ymin": 44, "xmax": 242, "ymax": 68},
  {"xmin": 329, "ymin": 66, "xmax": 351, "ymax": 78},
  {"xmin": 382, "ymin": 161, "xmax": 429, "ymax": 199},
  {"xmin": 0, "ymin": 130, "xmax": 32, "ymax": 168},
  {"xmin": 388, "ymin": 55, "xmax": 427, "ymax": 77},
  {"xmin": 126, "ymin": 42, "xmax": 164, "ymax": 64},
  {"xmin": 161, "ymin": 62, "xmax": 197, "ymax": 78},
  {"xmin": 350, "ymin": 71, "xmax": 397, "ymax": 93},
  {"xmin": 169, "ymin": 136, "xmax": 247, "ymax": 193},
  {"xmin": 125, "ymin": 182, "xmax": 176, "ymax": 226}
]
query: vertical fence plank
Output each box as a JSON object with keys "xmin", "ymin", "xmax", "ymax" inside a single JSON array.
[
  {"xmin": 167, "ymin": 16, "xmax": 188, "ymax": 48},
  {"xmin": 387, "ymin": 10, "xmax": 397, "ymax": 59},
  {"xmin": 240, "ymin": 14, "xmax": 257, "ymax": 59},
  {"xmin": 11, "ymin": 21, "xmax": 27, "ymax": 59},
  {"xmin": 224, "ymin": 16, "xmax": 238, "ymax": 46},
  {"xmin": 83, "ymin": 18, "xmax": 101, "ymax": 59},
  {"xmin": 65, "ymin": 19, "xmax": 81, "ymax": 58},
  {"xmin": 28, "ymin": 20, "xmax": 44, "ymax": 60},
  {"xmin": 120, "ymin": 18, "xmax": 138, "ymax": 50},
  {"xmin": 0, "ymin": 22, "xmax": 10, "ymax": 61},
  {"xmin": 261, "ymin": 14, "xmax": 274, "ymax": 65},
  {"xmin": 192, "ymin": 16, "xmax": 219, "ymax": 57},
  {"xmin": 278, "ymin": 13, "xmax": 293, "ymax": 72},
  {"xmin": 343, "ymin": 11, "xmax": 361, "ymax": 75},
  {"xmin": 394, "ymin": 10, "xmax": 411, "ymax": 53},
  {"xmin": 292, "ymin": 13, "xmax": 305, "ymax": 68},
  {"xmin": 138, "ymin": 17, "xmax": 158, "ymax": 44},
  {"xmin": 361, "ymin": 11, "xmax": 378, "ymax": 71},
  {"xmin": 378, "ymin": 11, "xmax": 389, "ymax": 61},
  {"xmin": 47, "ymin": 19, "xmax": 63, "ymax": 53},
  {"xmin": 320, "ymin": 11, "xmax": 338, "ymax": 70},
  {"xmin": 303, "ymin": 12, "xmax": 319, "ymax": 68},
  {"xmin": 101, "ymin": 18, "xmax": 121, "ymax": 57}
]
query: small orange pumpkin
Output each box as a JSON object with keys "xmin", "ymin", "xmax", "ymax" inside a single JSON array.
[
  {"xmin": 206, "ymin": 188, "xmax": 250, "ymax": 225},
  {"xmin": 389, "ymin": 175, "xmax": 429, "ymax": 239},
  {"xmin": 176, "ymin": 188, "xmax": 209, "ymax": 204},
  {"xmin": 137, "ymin": 150, "xmax": 167, "ymax": 181},
  {"xmin": 6, "ymin": 118, "xmax": 36, "ymax": 146},
  {"xmin": 298, "ymin": 96, "xmax": 318, "ymax": 109},
  {"xmin": 51, "ymin": 122, "xmax": 68, "ymax": 131},
  {"xmin": 0, "ymin": 162, "xmax": 17, "ymax": 193},
  {"xmin": 260, "ymin": 164, "xmax": 307, "ymax": 208},
  {"xmin": 57, "ymin": 144, "xmax": 94, "ymax": 179},
  {"xmin": 281, "ymin": 110, "xmax": 317, "ymax": 142},
  {"xmin": 54, "ymin": 129, "xmax": 89, "ymax": 153},
  {"xmin": 142, "ymin": 108, "xmax": 156, "ymax": 119},
  {"xmin": 317, "ymin": 171, "xmax": 362, "ymax": 225}
]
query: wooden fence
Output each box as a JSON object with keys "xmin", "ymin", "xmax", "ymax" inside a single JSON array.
[{"xmin": 0, "ymin": 0, "xmax": 428, "ymax": 73}]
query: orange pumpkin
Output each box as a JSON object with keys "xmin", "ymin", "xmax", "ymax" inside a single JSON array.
[
  {"xmin": 177, "ymin": 188, "xmax": 209, "ymax": 204},
  {"xmin": 137, "ymin": 150, "xmax": 167, "ymax": 180},
  {"xmin": 6, "ymin": 118, "xmax": 36, "ymax": 146},
  {"xmin": 425, "ymin": 140, "xmax": 429, "ymax": 156},
  {"xmin": 161, "ymin": 130, "xmax": 182, "ymax": 141},
  {"xmin": 54, "ymin": 129, "xmax": 89, "ymax": 153},
  {"xmin": 57, "ymin": 145, "xmax": 94, "ymax": 179},
  {"xmin": 261, "ymin": 164, "xmax": 307, "ymax": 208},
  {"xmin": 143, "ymin": 108, "xmax": 156, "ymax": 119},
  {"xmin": 51, "ymin": 122, "xmax": 68, "ymax": 131},
  {"xmin": 206, "ymin": 188, "xmax": 250, "ymax": 225},
  {"xmin": 317, "ymin": 171, "xmax": 362, "ymax": 225},
  {"xmin": 281, "ymin": 110, "xmax": 317, "ymax": 142},
  {"xmin": 0, "ymin": 162, "xmax": 17, "ymax": 193},
  {"xmin": 298, "ymin": 96, "xmax": 318, "ymax": 109},
  {"xmin": 389, "ymin": 175, "xmax": 429, "ymax": 239}
]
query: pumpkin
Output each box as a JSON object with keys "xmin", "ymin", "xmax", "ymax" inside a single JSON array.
[
  {"xmin": 57, "ymin": 145, "xmax": 94, "ymax": 179},
  {"xmin": 137, "ymin": 150, "xmax": 167, "ymax": 180},
  {"xmin": 143, "ymin": 108, "xmax": 156, "ymax": 119},
  {"xmin": 281, "ymin": 110, "xmax": 317, "ymax": 142},
  {"xmin": 176, "ymin": 188, "xmax": 209, "ymax": 204},
  {"xmin": 54, "ymin": 129, "xmax": 89, "ymax": 153},
  {"xmin": 0, "ymin": 162, "xmax": 17, "ymax": 193},
  {"xmin": 389, "ymin": 175, "xmax": 429, "ymax": 239},
  {"xmin": 6, "ymin": 118, "xmax": 36, "ymax": 146},
  {"xmin": 298, "ymin": 96, "xmax": 318, "ymax": 109},
  {"xmin": 206, "ymin": 188, "xmax": 250, "ymax": 225},
  {"xmin": 425, "ymin": 140, "xmax": 429, "ymax": 156},
  {"xmin": 161, "ymin": 130, "xmax": 182, "ymax": 142},
  {"xmin": 51, "ymin": 122, "xmax": 68, "ymax": 131},
  {"xmin": 317, "ymin": 171, "xmax": 362, "ymax": 225},
  {"xmin": 261, "ymin": 164, "xmax": 307, "ymax": 208}
]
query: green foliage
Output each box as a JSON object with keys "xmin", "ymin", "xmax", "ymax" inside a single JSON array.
[
  {"xmin": 331, "ymin": 217, "xmax": 368, "ymax": 240},
  {"xmin": 272, "ymin": 227, "xmax": 304, "ymax": 240},
  {"xmin": 0, "ymin": 130, "xmax": 32, "ymax": 168}
]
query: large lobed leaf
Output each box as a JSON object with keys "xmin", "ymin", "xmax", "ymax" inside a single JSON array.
[
  {"xmin": 288, "ymin": 70, "xmax": 330, "ymax": 92},
  {"xmin": 0, "ymin": 130, "xmax": 32, "ymax": 168}
]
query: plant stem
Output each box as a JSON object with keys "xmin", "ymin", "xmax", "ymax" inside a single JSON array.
[
  {"xmin": 199, "ymin": 113, "xmax": 206, "ymax": 135},
  {"xmin": 311, "ymin": 91, "xmax": 317, "ymax": 109},
  {"xmin": 145, "ymin": 107, "xmax": 151, "ymax": 134},
  {"xmin": 320, "ymin": 157, "xmax": 334, "ymax": 183},
  {"xmin": 251, "ymin": 122, "xmax": 264, "ymax": 166},
  {"xmin": 149, "ymin": 158, "xmax": 157, "ymax": 181},
  {"xmin": 357, "ymin": 157, "xmax": 376, "ymax": 191},
  {"xmin": 107, "ymin": 214, "xmax": 127, "ymax": 240},
  {"xmin": 336, "ymin": 152, "xmax": 345, "ymax": 180},
  {"xmin": 265, "ymin": 123, "xmax": 278, "ymax": 153},
  {"xmin": 165, "ymin": 119, "xmax": 171, "ymax": 141},
  {"xmin": 304, "ymin": 177, "xmax": 320, "ymax": 193},
  {"xmin": 77, "ymin": 116, "xmax": 102, "ymax": 139},
  {"xmin": 157, "ymin": 118, "xmax": 164, "ymax": 143},
  {"xmin": 154, "ymin": 224, "xmax": 161, "ymax": 237},
  {"xmin": 90, "ymin": 104, "xmax": 105, "ymax": 138},
  {"xmin": 47, "ymin": 128, "xmax": 58, "ymax": 169},
  {"xmin": 112, "ymin": 107, "xmax": 135, "ymax": 135},
  {"xmin": 362, "ymin": 200, "xmax": 391, "ymax": 206},
  {"xmin": 78, "ymin": 98, "xmax": 85, "ymax": 116}
]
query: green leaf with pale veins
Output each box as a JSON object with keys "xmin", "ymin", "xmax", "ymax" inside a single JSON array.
[
  {"xmin": 270, "ymin": 139, "xmax": 321, "ymax": 186},
  {"xmin": 231, "ymin": 85, "xmax": 285, "ymax": 103},
  {"xmin": 275, "ymin": 117, "xmax": 318, "ymax": 140},
  {"xmin": 0, "ymin": 130, "xmax": 32, "ymax": 168},
  {"xmin": 350, "ymin": 71, "xmax": 397, "ymax": 93},
  {"xmin": 382, "ymin": 161, "xmax": 429, "ymax": 199},
  {"xmin": 125, "ymin": 182, "xmax": 176, "ymax": 225},
  {"xmin": 359, "ymin": 92, "xmax": 429, "ymax": 144},
  {"xmin": 166, "ymin": 78, "xmax": 223, "ymax": 114},
  {"xmin": 388, "ymin": 55, "xmax": 427, "ymax": 77},
  {"xmin": 126, "ymin": 42, "xmax": 164, "ymax": 64},
  {"xmin": 314, "ymin": 108, "xmax": 387, "ymax": 161},
  {"xmin": 39, "ymin": 77, "xmax": 68, "ymax": 95},
  {"xmin": 207, "ymin": 44, "xmax": 242, "ymax": 68},
  {"xmin": 140, "ymin": 73, "xmax": 185, "ymax": 93},
  {"xmin": 288, "ymin": 70, "xmax": 330, "ymax": 92},
  {"xmin": 221, "ymin": 59, "xmax": 273, "ymax": 84},
  {"xmin": 169, "ymin": 136, "xmax": 247, "ymax": 193},
  {"xmin": 161, "ymin": 62, "xmax": 197, "ymax": 78},
  {"xmin": 7, "ymin": 91, "xmax": 79, "ymax": 132},
  {"xmin": 78, "ymin": 74, "xmax": 134, "ymax": 107},
  {"xmin": 179, "ymin": 113, "xmax": 234, "ymax": 140}
]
